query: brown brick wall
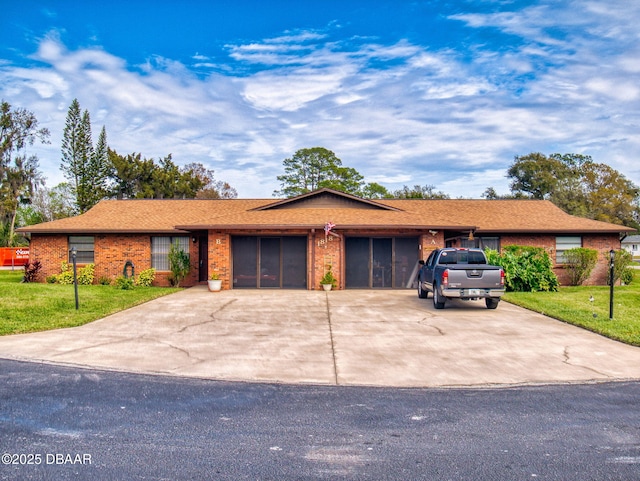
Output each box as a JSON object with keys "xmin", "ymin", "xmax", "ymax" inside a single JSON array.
[
  {"xmin": 208, "ymin": 230, "xmax": 231, "ymax": 289},
  {"xmin": 94, "ymin": 234, "xmax": 151, "ymax": 282},
  {"xmin": 29, "ymin": 233, "xmax": 201, "ymax": 287},
  {"xmin": 28, "ymin": 230, "xmax": 621, "ymax": 288},
  {"xmin": 419, "ymin": 231, "xmax": 444, "ymax": 260},
  {"xmin": 29, "ymin": 235, "xmax": 68, "ymax": 281},
  {"xmin": 313, "ymin": 230, "xmax": 342, "ymax": 289}
]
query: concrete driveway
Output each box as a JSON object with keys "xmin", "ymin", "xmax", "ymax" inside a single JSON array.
[{"xmin": 1, "ymin": 287, "xmax": 640, "ymax": 387}]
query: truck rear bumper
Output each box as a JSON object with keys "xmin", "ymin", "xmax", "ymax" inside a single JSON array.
[{"xmin": 442, "ymin": 288, "xmax": 505, "ymax": 299}]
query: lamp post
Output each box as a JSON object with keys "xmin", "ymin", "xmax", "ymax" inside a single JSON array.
[
  {"xmin": 71, "ymin": 247, "xmax": 79, "ymax": 310},
  {"xmin": 609, "ymin": 249, "xmax": 615, "ymax": 320}
]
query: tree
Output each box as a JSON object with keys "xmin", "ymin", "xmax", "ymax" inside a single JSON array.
[
  {"xmin": 108, "ymin": 149, "xmax": 237, "ymax": 199},
  {"xmin": 2, "ymin": 155, "xmax": 44, "ymax": 245},
  {"xmin": 275, "ymin": 147, "xmax": 393, "ymax": 198},
  {"xmin": 576, "ymin": 161, "xmax": 639, "ymax": 226},
  {"xmin": 507, "ymin": 152, "xmax": 571, "ymax": 199},
  {"xmin": 481, "ymin": 187, "xmax": 500, "ymax": 200},
  {"xmin": 275, "ymin": 147, "xmax": 344, "ymax": 197},
  {"xmin": 108, "ymin": 150, "xmax": 151, "ymax": 199},
  {"xmin": 0, "ymin": 100, "xmax": 49, "ymax": 246},
  {"xmin": 506, "ymin": 152, "xmax": 640, "ymax": 228},
  {"xmin": 28, "ymin": 183, "xmax": 78, "ymax": 221},
  {"xmin": 393, "ymin": 184, "xmax": 450, "ymax": 199},
  {"xmin": 61, "ymin": 99, "xmax": 109, "ymax": 213},
  {"xmin": 90, "ymin": 126, "xmax": 110, "ymax": 204},
  {"xmin": 195, "ymin": 181, "xmax": 238, "ymax": 199},
  {"xmin": 360, "ymin": 182, "xmax": 391, "ymax": 199}
]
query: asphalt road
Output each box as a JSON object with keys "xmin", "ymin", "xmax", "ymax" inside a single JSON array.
[{"xmin": 1, "ymin": 359, "xmax": 639, "ymax": 481}]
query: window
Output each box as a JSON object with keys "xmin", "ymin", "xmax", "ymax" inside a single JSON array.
[
  {"xmin": 68, "ymin": 236, "xmax": 94, "ymax": 263},
  {"xmin": 151, "ymin": 236, "xmax": 190, "ymax": 271},
  {"xmin": 479, "ymin": 237, "xmax": 500, "ymax": 251},
  {"xmin": 460, "ymin": 236, "xmax": 500, "ymax": 251},
  {"xmin": 556, "ymin": 236, "xmax": 582, "ymax": 264}
]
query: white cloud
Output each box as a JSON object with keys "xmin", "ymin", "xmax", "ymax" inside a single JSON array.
[{"xmin": 1, "ymin": 2, "xmax": 640, "ymax": 198}]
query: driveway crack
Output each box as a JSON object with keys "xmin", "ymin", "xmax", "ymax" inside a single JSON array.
[
  {"xmin": 428, "ymin": 324, "xmax": 445, "ymax": 336},
  {"xmin": 563, "ymin": 346, "xmax": 611, "ymax": 378},
  {"xmin": 178, "ymin": 299, "xmax": 237, "ymax": 333},
  {"xmin": 325, "ymin": 292, "xmax": 339, "ymax": 385}
]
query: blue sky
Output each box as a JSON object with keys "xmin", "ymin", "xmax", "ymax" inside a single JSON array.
[{"xmin": 1, "ymin": 0, "xmax": 639, "ymax": 198}]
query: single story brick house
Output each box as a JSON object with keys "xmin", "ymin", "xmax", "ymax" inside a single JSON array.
[{"xmin": 17, "ymin": 188, "xmax": 634, "ymax": 289}]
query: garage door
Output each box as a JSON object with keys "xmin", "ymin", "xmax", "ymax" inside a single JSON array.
[
  {"xmin": 232, "ymin": 236, "xmax": 307, "ymax": 289},
  {"xmin": 345, "ymin": 237, "xmax": 418, "ymax": 288}
]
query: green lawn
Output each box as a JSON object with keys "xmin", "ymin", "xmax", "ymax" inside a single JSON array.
[
  {"xmin": 504, "ymin": 270, "xmax": 640, "ymax": 346},
  {"xmin": 0, "ymin": 269, "xmax": 180, "ymax": 336},
  {"xmin": 2, "ymin": 268, "xmax": 640, "ymax": 346}
]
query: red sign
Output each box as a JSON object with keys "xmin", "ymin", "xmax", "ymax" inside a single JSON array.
[{"xmin": 0, "ymin": 247, "xmax": 30, "ymax": 267}]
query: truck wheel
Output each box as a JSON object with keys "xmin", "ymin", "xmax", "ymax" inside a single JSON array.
[
  {"xmin": 433, "ymin": 286, "xmax": 445, "ymax": 309},
  {"xmin": 485, "ymin": 298, "xmax": 500, "ymax": 309},
  {"xmin": 418, "ymin": 283, "xmax": 428, "ymax": 299}
]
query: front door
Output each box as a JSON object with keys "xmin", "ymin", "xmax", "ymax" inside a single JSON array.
[{"xmin": 198, "ymin": 234, "xmax": 208, "ymax": 282}]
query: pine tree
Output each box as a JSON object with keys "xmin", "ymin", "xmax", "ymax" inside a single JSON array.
[
  {"xmin": 90, "ymin": 125, "xmax": 109, "ymax": 204},
  {"xmin": 60, "ymin": 99, "xmax": 109, "ymax": 213}
]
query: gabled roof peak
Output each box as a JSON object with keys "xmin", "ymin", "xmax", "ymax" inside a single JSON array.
[{"xmin": 252, "ymin": 188, "xmax": 401, "ymax": 211}]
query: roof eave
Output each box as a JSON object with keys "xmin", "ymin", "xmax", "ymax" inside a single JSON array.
[
  {"xmin": 22, "ymin": 228, "xmax": 190, "ymax": 235},
  {"xmin": 174, "ymin": 223, "xmax": 476, "ymax": 231},
  {"xmin": 477, "ymin": 228, "xmax": 634, "ymax": 234}
]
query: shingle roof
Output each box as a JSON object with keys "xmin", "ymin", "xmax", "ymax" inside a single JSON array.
[
  {"xmin": 17, "ymin": 189, "xmax": 634, "ymax": 235},
  {"xmin": 622, "ymin": 235, "xmax": 640, "ymax": 244}
]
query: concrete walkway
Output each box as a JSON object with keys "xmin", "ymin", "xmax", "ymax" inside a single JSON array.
[{"xmin": 1, "ymin": 287, "xmax": 640, "ymax": 387}]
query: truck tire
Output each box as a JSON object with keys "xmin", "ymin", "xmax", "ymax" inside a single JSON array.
[
  {"xmin": 485, "ymin": 298, "xmax": 500, "ymax": 309},
  {"xmin": 433, "ymin": 286, "xmax": 445, "ymax": 309},
  {"xmin": 418, "ymin": 283, "xmax": 428, "ymax": 299}
]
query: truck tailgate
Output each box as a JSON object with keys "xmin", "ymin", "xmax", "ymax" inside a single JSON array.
[{"xmin": 446, "ymin": 266, "xmax": 503, "ymax": 288}]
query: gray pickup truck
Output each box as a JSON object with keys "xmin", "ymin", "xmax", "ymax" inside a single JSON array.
[{"xmin": 417, "ymin": 248, "xmax": 505, "ymax": 309}]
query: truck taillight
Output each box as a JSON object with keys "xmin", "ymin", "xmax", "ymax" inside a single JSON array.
[
  {"xmin": 442, "ymin": 269, "xmax": 449, "ymax": 287},
  {"xmin": 500, "ymin": 269, "xmax": 505, "ymax": 286}
]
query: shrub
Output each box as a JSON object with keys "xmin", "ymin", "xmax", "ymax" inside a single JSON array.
[
  {"xmin": 114, "ymin": 276, "xmax": 134, "ymax": 290},
  {"xmin": 22, "ymin": 261, "xmax": 42, "ymax": 283},
  {"xmin": 612, "ymin": 249, "xmax": 633, "ymax": 285},
  {"xmin": 51, "ymin": 262, "xmax": 95, "ymax": 285},
  {"xmin": 136, "ymin": 268, "xmax": 156, "ymax": 287},
  {"xmin": 485, "ymin": 245, "xmax": 558, "ymax": 292},
  {"xmin": 564, "ymin": 248, "xmax": 598, "ymax": 286},
  {"xmin": 621, "ymin": 268, "xmax": 634, "ymax": 285},
  {"xmin": 98, "ymin": 276, "xmax": 112, "ymax": 285},
  {"xmin": 77, "ymin": 264, "xmax": 95, "ymax": 285},
  {"xmin": 56, "ymin": 262, "xmax": 74, "ymax": 285},
  {"xmin": 168, "ymin": 244, "xmax": 190, "ymax": 287},
  {"xmin": 320, "ymin": 266, "xmax": 337, "ymax": 288}
]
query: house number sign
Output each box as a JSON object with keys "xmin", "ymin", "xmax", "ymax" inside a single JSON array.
[{"xmin": 317, "ymin": 236, "xmax": 339, "ymax": 247}]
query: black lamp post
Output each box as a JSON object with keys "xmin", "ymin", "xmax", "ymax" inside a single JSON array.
[
  {"xmin": 71, "ymin": 247, "xmax": 79, "ymax": 310},
  {"xmin": 609, "ymin": 249, "xmax": 615, "ymax": 320}
]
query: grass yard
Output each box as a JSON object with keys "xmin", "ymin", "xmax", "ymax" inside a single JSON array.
[
  {"xmin": 0, "ymin": 269, "xmax": 180, "ymax": 336},
  {"xmin": 504, "ymin": 270, "xmax": 640, "ymax": 346},
  {"xmin": 2, "ymin": 268, "xmax": 639, "ymax": 346}
]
